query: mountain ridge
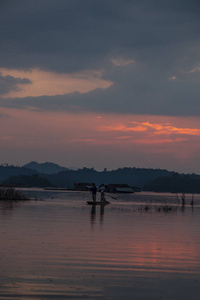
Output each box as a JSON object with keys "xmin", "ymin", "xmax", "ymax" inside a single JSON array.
[
  {"xmin": 1, "ymin": 162, "xmax": 200, "ymax": 192},
  {"xmin": 23, "ymin": 161, "xmax": 71, "ymax": 174}
]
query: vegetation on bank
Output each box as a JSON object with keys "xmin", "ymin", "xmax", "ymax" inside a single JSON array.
[
  {"xmin": 143, "ymin": 173, "xmax": 200, "ymax": 193},
  {"xmin": 0, "ymin": 164, "xmax": 175, "ymax": 189},
  {"xmin": 3, "ymin": 174, "xmax": 55, "ymax": 188},
  {"xmin": 0, "ymin": 186, "xmax": 29, "ymax": 201}
]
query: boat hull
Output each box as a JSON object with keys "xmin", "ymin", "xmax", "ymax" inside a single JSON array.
[{"xmin": 87, "ymin": 201, "xmax": 110, "ymax": 205}]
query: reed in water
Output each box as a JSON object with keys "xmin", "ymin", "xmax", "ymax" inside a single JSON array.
[{"xmin": 0, "ymin": 186, "xmax": 29, "ymax": 201}]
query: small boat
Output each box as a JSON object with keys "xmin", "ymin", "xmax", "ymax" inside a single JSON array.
[{"xmin": 87, "ymin": 201, "xmax": 110, "ymax": 205}]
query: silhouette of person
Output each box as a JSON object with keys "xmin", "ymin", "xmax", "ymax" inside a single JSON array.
[
  {"xmin": 99, "ymin": 184, "xmax": 106, "ymax": 202},
  {"xmin": 91, "ymin": 183, "xmax": 97, "ymax": 203}
]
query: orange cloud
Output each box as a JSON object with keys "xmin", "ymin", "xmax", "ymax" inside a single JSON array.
[
  {"xmin": 0, "ymin": 68, "xmax": 113, "ymax": 98},
  {"xmin": 67, "ymin": 138, "xmax": 97, "ymax": 144},
  {"xmin": 114, "ymin": 136, "xmax": 133, "ymax": 140},
  {"xmin": 99, "ymin": 124, "xmax": 147, "ymax": 132},
  {"xmin": 168, "ymin": 76, "xmax": 176, "ymax": 80},
  {"xmin": 0, "ymin": 108, "xmax": 200, "ymax": 171},
  {"xmin": 0, "ymin": 136, "xmax": 11, "ymax": 141},
  {"xmin": 132, "ymin": 138, "xmax": 187, "ymax": 145},
  {"xmin": 133, "ymin": 122, "xmax": 200, "ymax": 136},
  {"xmin": 110, "ymin": 56, "xmax": 135, "ymax": 66},
  {"xmin": 188, "ymin": 64, "xmax": 200, "ymax": 73},
  {"xmin": 100, "ymin": 121, "xmax": 200, "ymax": 137}
]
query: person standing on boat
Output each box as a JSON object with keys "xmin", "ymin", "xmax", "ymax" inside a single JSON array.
[
  {"xmin": 100, "ymin": 184, "xmax": 106, "ymax": 202},
  {"xmin": 91, "ymin": 183, "xmax": 97, "ymax": 203}
]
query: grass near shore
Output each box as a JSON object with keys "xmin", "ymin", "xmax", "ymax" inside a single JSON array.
[{"xmin": 0, "ymin": 186, "xmax": 29, "ymax": 201}]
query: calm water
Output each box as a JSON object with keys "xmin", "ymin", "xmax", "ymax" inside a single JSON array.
[{"xmin": 0, "ymin": 190, "xmax": 200, "ymax": 299}]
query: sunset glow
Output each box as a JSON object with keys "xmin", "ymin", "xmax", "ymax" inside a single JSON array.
[
  {"xmin": 1, "ymin": 104, "xmax": 200, "ymax": 172},
  {"xmin": 99, "ymin": 121, "xmax": 200, "ymax": 138},
  {"xmin": 2, "ymin": 3, "xmax": 200, "ymax": 300},
  {"xmin": 0, "ymin": 68, "xmax": 113, "ymax": 98},
  {"xmin": 1, "ymin": 1, "xmax": 200, "ymax": 173}
]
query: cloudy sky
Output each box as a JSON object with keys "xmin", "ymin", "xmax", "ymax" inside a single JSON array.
[{"xmin": 1, "ymin": 0, "xmax": 200, "ymax": 173}]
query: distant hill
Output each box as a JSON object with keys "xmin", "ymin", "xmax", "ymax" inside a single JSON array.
[
  {"xmin": 44, "ymin": 167, "xmax": 176, "ymax": 189},
  {"xmin": 3, "ymin": 174, "xmax": 55, "ymax": 188},
  {"xmin": 1, "ymin": 162, "xmax": 200, "ymax": 193},
  {"xmin": 0, "ymin": 165, "xmax": 38, "ymax": 183},
  {"xmin": 23, "ymin": 161, "xmax": 70, "ymax": 174},
  {"xmin": 143, "ymin": 173, "xmax": 200, "ymax": 193}
]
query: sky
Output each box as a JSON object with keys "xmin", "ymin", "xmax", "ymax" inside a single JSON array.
[{"xmin": 1, "ymin": 0, "xmax": 200, "ymax": 174}]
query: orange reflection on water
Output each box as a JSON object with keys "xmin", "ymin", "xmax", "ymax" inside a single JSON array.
[{"xmin": 1, "ymin": 196, "xmax": 200, "ymax": 300}]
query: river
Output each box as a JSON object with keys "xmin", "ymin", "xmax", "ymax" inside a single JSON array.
[{"xmin": 0, "ymin": 189, "xmax": 200, "ymax": 299}]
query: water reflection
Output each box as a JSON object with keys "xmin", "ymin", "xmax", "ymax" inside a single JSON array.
[
  {"xmin": 90, "ymin": 204, "xmax": 96, "ymax": 226},
  {"xmin": 0, "ymin": 201, "xmax": 24, "ymax": 219},
  {"xmin": 90, "ymin": 203, "xmax": 106, "ymax": 227},
  {"xmin": 100, "ymin": 204, "xmax": 105, "ymax": 224},
  {"xmin": 1, "ymin": 191, "xmax": 200, "ymax": 300}
]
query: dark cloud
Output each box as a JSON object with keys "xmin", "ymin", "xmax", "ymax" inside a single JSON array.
[
  {"xmin": 1, "ymin": 0, "xmax": 200, "ymax": 72},
  {"xmin": 0, "ymin": 73, "xmax": 31, "ymax": 95},
  {"xmin": 0, "ymin": 0, "xmax": 200, "ymax": 116},
  {"xmin": 1, "ymin": 68, "xmax": 200, "ymax": 117}
]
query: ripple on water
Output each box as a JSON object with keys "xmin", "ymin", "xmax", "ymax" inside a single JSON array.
[{"xmin": 0, "ymin": 190, "xmax": 200, "ymax": 299}]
